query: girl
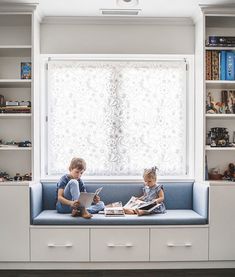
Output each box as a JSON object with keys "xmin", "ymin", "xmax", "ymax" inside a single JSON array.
[{"xmin": 124, "ymin": 166, "xmax": 166, "ymax": 216}]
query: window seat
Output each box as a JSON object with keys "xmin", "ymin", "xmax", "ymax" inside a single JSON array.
[{"xmin": 30, "ymin": 182, "xmax": 208, "ymax": 225}]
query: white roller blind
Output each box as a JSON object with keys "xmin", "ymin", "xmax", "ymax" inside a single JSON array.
[{"xmin": 47, "ymin": 60, "xmax": 187, "ymax": 176}]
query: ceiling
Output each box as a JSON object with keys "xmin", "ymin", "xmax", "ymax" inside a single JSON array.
[{"xmin": 2, "ymin": 0, "xmax": 235, "ymax": 19}]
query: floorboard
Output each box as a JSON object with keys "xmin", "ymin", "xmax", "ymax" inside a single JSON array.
[{"xmin": 1, "ymin": 269, "xmax": 235, "ymax": 277}]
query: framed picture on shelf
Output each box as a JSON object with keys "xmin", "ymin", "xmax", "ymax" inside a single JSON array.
[{"xmin": 20, "ymin": 62, "xmax": 31, "ymax": 79}]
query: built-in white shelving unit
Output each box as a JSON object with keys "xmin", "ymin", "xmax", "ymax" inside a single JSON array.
[
  {"xmin": 201, "ymin": 5, "xmax": 235, "ymax": 262},
  {"xmin": 204, "ymin": 13, "xmax": 235, "ymax": 183},
  {"xmin": 0, "ymin": 12, "xmax": 35, "ymax": 181}
]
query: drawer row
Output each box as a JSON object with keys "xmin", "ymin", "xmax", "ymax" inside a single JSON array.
[{"xmin": 31, "ymin": 227, "xmax": 209, "ymax": 262}]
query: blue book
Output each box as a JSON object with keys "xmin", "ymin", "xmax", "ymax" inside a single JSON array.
[
  {"xmin": 220, "ymin": 50, "xmax": 226, "ymax": 80},
  {"xmin": 226, "ymin": 51, "xmax": 235, "ymax": 80}
]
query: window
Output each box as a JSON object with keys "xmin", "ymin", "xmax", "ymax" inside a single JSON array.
[{"xmin": 42, "ymin": 55, "xmax": 194, "ymax": 179}]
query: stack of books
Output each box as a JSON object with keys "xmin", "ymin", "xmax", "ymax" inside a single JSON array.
[{"xmin": 104, "ymin": 201, "xmax": 125, "ymax": 217}]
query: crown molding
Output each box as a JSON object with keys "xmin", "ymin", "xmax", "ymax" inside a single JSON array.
[
  {"xmin": 200, "ymin": 4, "xmax": 235, "ymax": 15},
  {"xmin": 0, "ymin": 2, "xmax": 38, "ymax": 13},
  {"xmin": 41, "ymin": 16, "xmax": 194, "ymax": 26}
]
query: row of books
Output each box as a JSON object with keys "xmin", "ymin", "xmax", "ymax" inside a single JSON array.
[
  {"xmin": 206, "ymin": 50, "xmax": 235, "ymax": 80},
  {"xmin": 0, "ymin": 106, "xmax": 31, "ymax": 113}
]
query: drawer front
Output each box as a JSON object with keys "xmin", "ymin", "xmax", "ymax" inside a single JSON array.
[
  {"xmin": 90, "ymin": 228, "xmax": 149, "ymax": 262},
  {"xmin": 150, "ymin": 228, "xmax": 208, "ymax": 261},
  {"xmin": 31, "ymin": 229, "xmax": 89, "ymax": 262}
]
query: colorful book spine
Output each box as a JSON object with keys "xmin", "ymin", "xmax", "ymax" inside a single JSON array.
[
  {"xmin": 206, "ymin": 51, "xmax": 212, "ymax": 80},
  {"xmin": 220, "ymin": 50, "xmax": 226, "ymax": 80},
  {"xmin": 226, "ymin": 51, "xmax": 235, "ymax": 80},
  {"xmin": 211, "ymin": 50, "xmax": 219, "ymax": 80}
]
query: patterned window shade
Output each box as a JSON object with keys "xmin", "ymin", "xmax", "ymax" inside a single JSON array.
[{"xmin": 47, "ymin": 60, "xmax": 187, "ymax": 176}]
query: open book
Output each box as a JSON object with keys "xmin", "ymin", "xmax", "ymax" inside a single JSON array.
[
  {"xmin": 124, "ymin": 196, "xmax": 161, "ymax": 213},
  {"xmin": 78, "ymin": 187, "xmax": 103, "ymax": 208},
  {"xmin": 104, "ymin": 201, "xmax": 125, "ymax": 217}
]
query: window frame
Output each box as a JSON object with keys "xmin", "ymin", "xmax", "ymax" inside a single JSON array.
[{"xmin": 40, "ymin": 54, "xmax": 194, "ymax": 182}]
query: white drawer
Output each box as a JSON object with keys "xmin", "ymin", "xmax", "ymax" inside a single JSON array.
[
  {"xmin": 150, "ymin": 227, "xmax": 208, "ymax": 261},
  {"xmin": 90, "ymin": 228, "xmax": 149, "ymax": 262},
  {"xmin": 31, "ymin": 228, "xmax": 89, "ymax": 262}
]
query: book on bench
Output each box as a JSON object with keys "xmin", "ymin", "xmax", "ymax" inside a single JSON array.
[
  {"xmin": 104, "ymin": 201, "xmax": 125, "ymax": 217},
  {"xmin": 124, "ymin": 196, "xmax": 161, "ymax": 213},
  {"xmin": 78, "ymin": 187, "xmax": 103, "ymax": 208}
]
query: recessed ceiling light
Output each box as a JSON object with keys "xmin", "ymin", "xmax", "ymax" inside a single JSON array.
[{"xmin": 116, "ymin": 0, "xmax": 139, "ymax": 8}]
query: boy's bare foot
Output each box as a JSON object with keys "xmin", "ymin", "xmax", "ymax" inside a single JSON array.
[
  {"xmin": 135, "ymin": 209, "xmax": 150, "ymax": 216},
  {"xmin": 71, "ymin": 209, "xmax": 80, "ymax": 217},
  {"xmin": 81, "ymin": 207, "xmax": 92, "ymax": 219},
  {"xmin": 123, "ymin": 208, "xmax": 136, "ymax": 215}
]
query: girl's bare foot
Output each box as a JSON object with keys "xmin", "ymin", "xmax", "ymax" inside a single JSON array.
[
  {"xmin": 123, "ymin": 208, "xmax": 136, "ymax": 215},
  {"xmin": 135, "ymin": 209, "xmax": 149, "ymax": 216}
]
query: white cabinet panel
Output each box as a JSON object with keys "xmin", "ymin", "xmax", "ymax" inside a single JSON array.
[
  {"xmin": 90, "ymin": 228, "xmax": 149, "ymax": 262},
  {"xmin": 31, "ymin": 228, "xmax": 89, "ymax": 262},
  {"xmin": 209, "ymin": 185, "xmax": 235, "ymax": 260},
  {"xmin": 150, "ymin": 227, "xmax": 208, "ymax": 261},
  {"xmin": 0, "ymin": 185, "xmax": 29, "ymax": 261}
]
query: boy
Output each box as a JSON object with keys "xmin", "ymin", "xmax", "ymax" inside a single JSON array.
[{"xmin": 56, "ymin": 157, "xmax": 104, "ymax": 219}]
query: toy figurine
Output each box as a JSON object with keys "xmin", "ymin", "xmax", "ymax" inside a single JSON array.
[{"xmin": 223, "ymin": 163, "xmax": 235, "ymax": 181}]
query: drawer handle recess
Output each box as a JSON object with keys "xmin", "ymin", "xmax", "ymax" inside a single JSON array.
[
  {"xmin": 107, "ymin": 243, "xmax": 133, "ymax": 248},
  {"xmin": 167, "ymin": 243, "xmax": 192, "ymax": 247},
  {"xmin": 48, "ymin": 243, "xmax": 73, "ymax": 248}
]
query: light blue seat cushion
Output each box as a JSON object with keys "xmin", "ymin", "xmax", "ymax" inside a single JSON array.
[{"xmin": 32, "ymin": 209, "xmax": 207, "ymax": 225}]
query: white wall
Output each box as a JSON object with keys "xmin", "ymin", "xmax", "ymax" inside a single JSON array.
[{"xmin": 40, "ymin": 18, "xmax": 195, "ymax": 54}]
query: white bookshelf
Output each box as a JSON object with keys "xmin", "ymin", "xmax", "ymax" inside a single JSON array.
[
  {"xmin": 0, "ymin": 13, "xmax": 32, "ymax": 182},
  {"xmin": 204, "ymin": 13, "xmax": 235, "ymax": 182}
]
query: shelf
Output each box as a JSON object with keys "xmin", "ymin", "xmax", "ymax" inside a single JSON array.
[
  {"xmin": 206, "ymin": 80, "xmax": 235, "ymax": 89},
  {"xmin": 0, "ymin": 181, "xmax": 30, "ymax": 186},
  {"xmin": 205, "ymin": 46, "xmax": 235, "ymax": 50},
  {"xmin": 0, "ymin": 45, "xmax": 31, "ymax": 57},
  {"xmin": 206, "ymin": 114, "xmax": 235, "ymax": 119},
  {"xmin": 0, "ymin": 79, "xmax": 31, "ymax": 88},
  {"xmin": 209, "ymin": 180, "xmax": 235, "ymax": 186},
  {"xmin": 0, "ymin": 113, "xmax": 31, "ymax": 118},
  {"xmin": 205, "ymin": 146, "xmax": 235, "ymax": 151},
  {"xmin": 0, "ymin": 146, "xmax": 32, "ymax": 151}
]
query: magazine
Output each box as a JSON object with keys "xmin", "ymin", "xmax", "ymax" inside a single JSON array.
[
  {"xmin": 78, "ymin": 187, "xmax": 103, "ymax": 208},
  {"xmin": 104, "ymin": 201, "xmax": 125, "ymax": 217},
  {"xmin": 124, "ymin": 196, "xmax": 161, "ymax": 213}
]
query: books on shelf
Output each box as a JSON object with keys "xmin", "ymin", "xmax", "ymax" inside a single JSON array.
[
  {"xmin": 0, "ymin": 106, "xmax": 31, "ymax": 113},
  {"xmin": 207, "ymin": 36, "xmax": 235, "ymax": 47},
  {"xmin": 206, "ymin": 50, "xmax": 235, "ymax": 81}
]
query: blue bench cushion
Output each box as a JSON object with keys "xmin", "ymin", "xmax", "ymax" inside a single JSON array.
[
  {"xmin": 41, "ymin": 182, "xmax": 194, "ymax": 210},
  {"xmin": 32, "ymin": 209, "xmax": 207, "ymax": 225}
]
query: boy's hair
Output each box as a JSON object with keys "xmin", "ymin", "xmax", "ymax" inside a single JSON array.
[
  {"xmin": 143, "ymin": 166, "xmax": 158, "ymax": 180},
  {"xmin": 69, "ymin": 157, "xmax": 86, "ymax": 171}
]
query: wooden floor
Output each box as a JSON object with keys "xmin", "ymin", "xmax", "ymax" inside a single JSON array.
[{"xmin": 1, "ymin": 269, "xmax": 235, "ymax": 277}]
